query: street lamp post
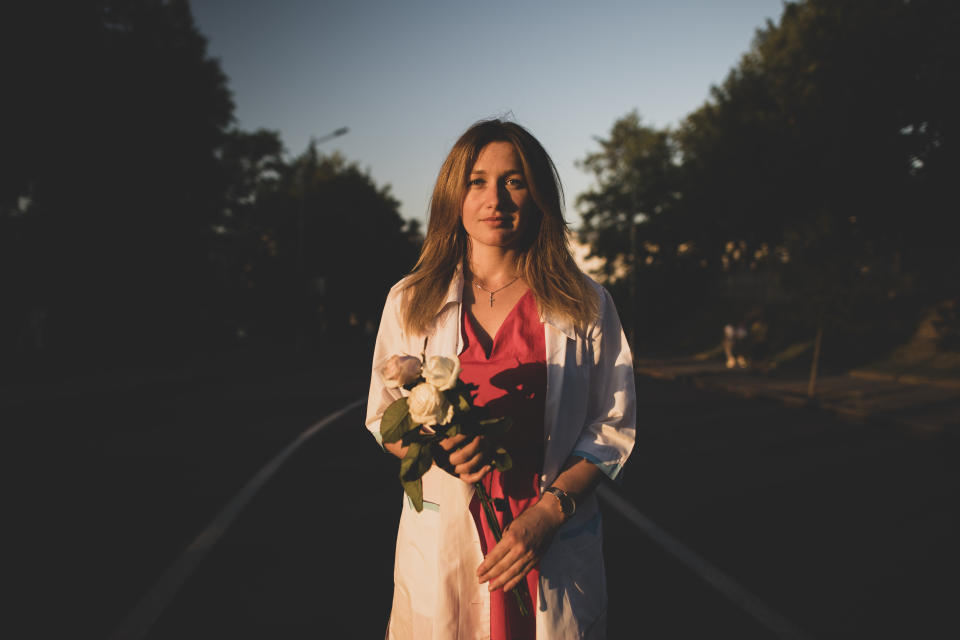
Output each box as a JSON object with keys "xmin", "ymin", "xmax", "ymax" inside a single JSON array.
[
  {"xmin": 298, "ymin": 126, "xmax": 349, "ymax": 273},
  {"xmin": 296, "ymin": 126, "xmax": 348, "ymax": 352}
]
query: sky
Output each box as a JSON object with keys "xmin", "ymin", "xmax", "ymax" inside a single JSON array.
[{"xmin": 191, "ymin": 0, "xmax": 785, "ymax": 228}]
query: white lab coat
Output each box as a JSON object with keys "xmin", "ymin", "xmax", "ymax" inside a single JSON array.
[{"xmin": 365, "ymin": 268, "xmax": 636, "ymax": 639}]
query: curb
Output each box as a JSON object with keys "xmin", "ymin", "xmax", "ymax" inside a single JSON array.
[
  {"xmin": 848, "ymin": 369, "xmax": 960, "ymax": 391},
  {"xmin": 636, "ymin": 367, "xmax": 952, "ymax": 436}
]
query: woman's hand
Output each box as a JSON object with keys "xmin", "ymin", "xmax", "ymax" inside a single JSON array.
[
  {"xmin": 438, "ymin": 434, "xmax": 493, "ymax": 483},
  {"xmin": 476, "ymin": 499, "xmax": 563, "ymax": 593}
]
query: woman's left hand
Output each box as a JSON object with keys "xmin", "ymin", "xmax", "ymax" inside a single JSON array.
[{"xmin": 476, "ymin": 499, "xmax": 563, "ymax": 592}]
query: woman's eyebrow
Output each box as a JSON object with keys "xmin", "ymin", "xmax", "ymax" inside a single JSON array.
[{"xmin": 469, "ymin": 169, "xmax": 523, "ymax": 175}]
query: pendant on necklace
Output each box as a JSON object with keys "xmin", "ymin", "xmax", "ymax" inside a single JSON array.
[{"xmin": 472, "ymin": 277, "xmax": 517, "ymax": 308}]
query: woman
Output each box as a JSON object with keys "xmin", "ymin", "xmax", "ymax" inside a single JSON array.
[{"xmin": 366, "ymin": 119, "xmax": 636, "ymax": 639}]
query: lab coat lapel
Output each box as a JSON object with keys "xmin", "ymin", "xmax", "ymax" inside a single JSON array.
[
  {"xmin": 541, "ymin": 309, "xmax": 576, "ymax": 486},
  {"xmin": 425, "ymin": 267, "xmax": 464, "ymax": 358}
]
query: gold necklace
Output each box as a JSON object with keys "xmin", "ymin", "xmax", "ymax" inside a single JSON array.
[{"xmin": 472, "ymin": 276, "xmax": 520, "ymax": 307}]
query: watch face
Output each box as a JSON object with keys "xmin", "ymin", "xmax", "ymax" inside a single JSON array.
[{"xmin": 549, "ymin": 488, "xmax": 575, "ymax": 516}]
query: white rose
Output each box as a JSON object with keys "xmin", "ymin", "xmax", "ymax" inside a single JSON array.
[
  {"xmin": 379, "ymin": 355, "xmax": 422, "ymax": 388},
  {"xmin": 422, "ymin": 355, "xmax": 461, "ymax": 391},
  {"xmin": 407, "ymin": 382, "xmax": 454, "ymax": 427}
]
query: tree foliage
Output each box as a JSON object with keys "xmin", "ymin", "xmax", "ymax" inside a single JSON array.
[
  {"xmin": 2, "ymin": 0, "xmax": 234, "ymax": 357},
  {"xmin": 578, "ymin": 0, "xmax": 960, "ymax": 363},
  {"xmin": 208, "ymin": 134, "xmax": 419, "ymax": 348},
  {"xmin": 1, "ymin": 1, "xmax": 418, "ymax": 363},
  {"xmin": 578, "ymin": 111, "xmax": 680, "ymax": 280}
]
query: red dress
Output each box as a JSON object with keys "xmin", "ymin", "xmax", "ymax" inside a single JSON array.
[{"xmin": 459, "ymin": 290, "xmax": 546, "ymax": 640}]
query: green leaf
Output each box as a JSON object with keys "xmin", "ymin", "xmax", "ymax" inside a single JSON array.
[
  {"xmin": 478, "ymin": 416, "xmax": 513, "ymax": 439},
  {"xmin": 399, "ymin": 442, "xmax": 421, "ymax": 481},
  {"xmin": 443, "ymin": 422, "xmax": 462, "ymax": 437},
  {"xmin": 416, "ymin": 442, "xmax": 433, "ymax": 478},
  {"xmin": 380, "ymin": 398, "xmax": 412, "ymax": 444},
  {"xmin": 400, "ymin": 441, "xmax": 433, "ymax": 482},
  {"xmin": 491, "ymin": 447, "xmax": 513, "ymax": 472},
  {"xmin": 400, "ymin": 426, "xmax": 428, "ymax": 446},
  {"xmin": 456, "ymin": 392, "xmax": 472, "ymax": 413},
  {"xmin": 432, "ymin": 442, "xmax": 454, "ymax": 475},
  {"xmin": 402, "ymin": 478, "xmax": 423, "ymax": 512}
]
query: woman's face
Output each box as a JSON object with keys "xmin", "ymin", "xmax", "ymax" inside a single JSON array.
[{"xmin": 461, "ymin": 141, "xmax": 533, "ymax": 251}]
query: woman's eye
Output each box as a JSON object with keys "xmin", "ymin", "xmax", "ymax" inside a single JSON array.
[
  {"xmin": 469, "ymin": 178, "xmax": 485, "ymax": 187},
  {"xmin": 506, "ymin": 178, "xmax": 526, "ymax": 188}
]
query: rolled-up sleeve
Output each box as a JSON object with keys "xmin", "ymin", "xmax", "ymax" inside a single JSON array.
[{"xmin": 571, "ymin": 286, "xmax": 637, "ymax": 481}]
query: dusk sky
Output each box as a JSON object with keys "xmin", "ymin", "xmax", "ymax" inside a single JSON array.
[{"xmin": 191, "ymin": 0, "xmax": 785, "ymax": 227}]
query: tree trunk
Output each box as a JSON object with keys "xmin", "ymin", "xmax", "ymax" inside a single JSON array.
[{"xmin": 807, "ymin": 311, "xmax": 824, "ymax": 398}]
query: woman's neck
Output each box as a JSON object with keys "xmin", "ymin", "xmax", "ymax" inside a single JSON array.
[{"xmin": 465, "ymin": 242, "xmax": 520, "ymax": 287}]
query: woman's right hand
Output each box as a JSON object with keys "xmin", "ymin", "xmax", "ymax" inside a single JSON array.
[{"xmin": 438, "ymin": 434, "xmax": 493, "ymax": 484}]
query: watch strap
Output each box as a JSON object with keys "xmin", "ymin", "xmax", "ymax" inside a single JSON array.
[{"xmin": 543, "ymin": 486, "xmax": 576, "ymax": 518}]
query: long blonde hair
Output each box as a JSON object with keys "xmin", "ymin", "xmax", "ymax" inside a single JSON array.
[{"xmin": 401, "ymin": 119, "xmax": 598, "ymax": 335}]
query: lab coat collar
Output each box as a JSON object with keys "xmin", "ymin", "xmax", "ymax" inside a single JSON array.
[
  {"xmin": 437, "ymin": 264, "xmax": 577, "ymax": 341},
  {"xmin": 539, "ymin": 307, "xmax": 577, "ymax": 341},
  {"xmin": 439, "ymin": 264, "xmax": 464, "ymax": 312}
]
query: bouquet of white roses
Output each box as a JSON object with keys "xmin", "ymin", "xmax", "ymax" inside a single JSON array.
[{"xmin": 378, "ymin": 352, "xmax": 530, "ymax": 616}]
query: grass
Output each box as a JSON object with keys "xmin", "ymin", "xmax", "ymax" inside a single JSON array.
[
  {"xmin": 852, "ymin": 344, "xmax": 960, "ymax": 382},
  {"xmin": 850, "ymin": 302, "xmax": 960, "ymax": 384}
]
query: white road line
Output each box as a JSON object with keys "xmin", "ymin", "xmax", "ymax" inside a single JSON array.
[
  {"xmin": 112, "ymin": 397, "xmax": 810, "ymax": 639},
  {"xmin": 597, "ymin": 484, "xmax": 815, "ymax": 640},
  {"xmin": 109, "ymin": 398, "xmax": 366, "ymax": 640}
]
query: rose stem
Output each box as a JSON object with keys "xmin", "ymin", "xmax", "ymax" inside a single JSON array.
[{"xmin": 474, "ymin": 482, "xmax": 531, "ymax": 617}]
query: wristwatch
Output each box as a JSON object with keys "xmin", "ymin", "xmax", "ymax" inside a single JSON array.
[{"xmin": 543, "ymin": 486, "xmax": 576, "ymax": 519}]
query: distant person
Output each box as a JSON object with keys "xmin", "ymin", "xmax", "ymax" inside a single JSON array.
[
  {"xmin": 365, "ymin": 119, "xmax": 637, "ymax": 639},
  {"xmin": 723, "ymin": 321, "xmax": 749, "ymax": 369},
  {"xmin": 723, "ymin": 323, "xmax": 736, "ymax": 368}
]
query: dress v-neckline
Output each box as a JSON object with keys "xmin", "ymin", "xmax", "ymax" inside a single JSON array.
[{"xmin": 465, "ymin": 290, "xmax": 532, "ymax": 360}]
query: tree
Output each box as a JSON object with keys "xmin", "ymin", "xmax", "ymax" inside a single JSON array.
[
  {"xmin": 577, "ymin": 112, "xmax": 680, "ymax": 277},
  {"xmin": 577, "ymin": 112, "xmax": 698, "ymax": 352},
  {"xmin": 578, "ymin": 0, "xmax": 960, "ymax": 374},
  {"xmin": 291, "ymin": 147, "xmax": 419, "ymax": 342},
  {"xmin": 691, "ymin": 0, "xmax": 960, "ymax": 385},
  {"xmin": 205, "ymin": 128, "xmax": 288, "ymax": 344},
  {"xmin": 1, "ymin": 0, "xmax": 234, "ymax": 360},
  {"xmin": 206, "ymin": 136, "xmax": 419, "ymax": 349}
]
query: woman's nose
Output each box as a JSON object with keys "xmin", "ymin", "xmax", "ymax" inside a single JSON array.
[
  {"xmin": 480, "ymin": 182, "xmax": 502, "ymax": 207},
  {"xmin": 484, "ymin": 182, "xmax": 513, "ymax": 210},
  {"xmin": 496, "ymin": 183, "xmax": 518, "ymax": 212}
]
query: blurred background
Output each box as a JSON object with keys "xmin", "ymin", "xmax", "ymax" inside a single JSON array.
[
  {"xmin": 3, "ymin": 0, "xmax": 957, "ymax": 383},
  {"xmin": 3, "ymin": 1, "xmax": 958, "ymax": 638}
]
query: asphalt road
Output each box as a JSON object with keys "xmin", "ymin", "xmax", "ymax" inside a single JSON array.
[{"xmin": 9, "ymin": 352, "xmax": 959, "ymax": 639}]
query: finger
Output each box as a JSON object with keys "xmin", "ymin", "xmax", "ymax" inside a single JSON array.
[
  {"xmin": 453, "ymin": 449, "xmax": 485, "ymax": 476},
  {"xmin": 488, "ymin": 554, "xmax": 533, "ymax": 592},
  {"xmin": 502, "ymin": 558, "xmax": 538, "ymax": 593},
  {"xmin": 447, "ymin": 436, "xmax": 481, "ymax": 465},
  {"xmin": 438, "ymin": 433, "xmax": 467, "ymax": 451},
  {"xmin": 477, "ymin": 533, "xmax": 516, "ymax": 580},
  {"xmin": 478, "ymin": 529, "xmax": 529, "ymax": 579},
  {"xmin": 478, "ymin": 548, "xmax": 522, "ymax": 586},
  {"xmin": 460, "ymin": 463, "xmax": 491, "ymax": 484}
]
